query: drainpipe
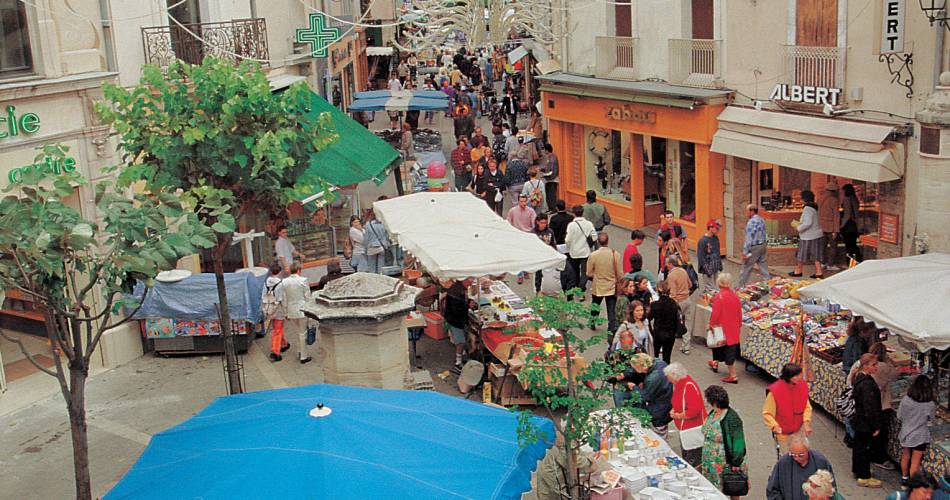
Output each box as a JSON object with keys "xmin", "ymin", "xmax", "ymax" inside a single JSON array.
[
  {"xmin": 97, "ymin": 0, "xmax": 117, "ymax": 72},
  {"xmin": 936, "ymin": 13, "xmax": 946, "ymax": 90}
]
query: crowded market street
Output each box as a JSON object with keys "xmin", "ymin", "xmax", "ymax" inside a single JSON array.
[{"xmin": 2, "ymin": 2, "xmax": 950, "ymax": 500}]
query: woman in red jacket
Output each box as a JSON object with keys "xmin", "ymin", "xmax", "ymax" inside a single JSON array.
[
  {"xmin": 666, "ymin": 361, "xmax": 706, "ymax": 466},
  {"xmin": 708, "ymin": 272, "xmax": 742, "ymax": 384}
]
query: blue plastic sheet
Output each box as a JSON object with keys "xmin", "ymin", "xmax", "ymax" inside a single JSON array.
[
  {"xmin": 106, "ymin": 384, "xmax": 554, "ymax": 500},
  {"xmin": 132, "ymin": 272, "xmax": 267, "ymax": 323}
]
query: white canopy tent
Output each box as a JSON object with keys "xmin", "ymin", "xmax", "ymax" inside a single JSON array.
[
  {"xmin": 797, "ymin": 253, "xmax": 950, "ymax": 351},
  {"xmin": 373, "ymin": 192, "xmax": 565, "ymax": 281}
]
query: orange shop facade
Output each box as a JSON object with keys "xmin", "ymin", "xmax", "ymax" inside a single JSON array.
[{"xmin": 538, "ymin": 73, "xmax": 732, "ymax": 246}]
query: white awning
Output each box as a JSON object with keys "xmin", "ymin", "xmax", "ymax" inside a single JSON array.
[
  {"xmin": 268, "ymin": 74, "xmax": 307, "ymax": 91},
  {"xmin": 366, "ymin": 46, "xmax": 394, "ymax": 56},
  {"xmin": 710, "ymin": 107, "xmax": 905, "ymax": 182},
  {"xmin": 507, "ymin": 46, "xmax": 529, "ymax": 63}
]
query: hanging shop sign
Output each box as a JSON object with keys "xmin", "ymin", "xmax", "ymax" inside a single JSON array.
[
  {"xmin": 605, "ymin": 104, "xmax": 657, "ymax": 124},
  {"xmin": 0, "ymin": 105, "xmax": 41, "ymax": 139},
  {"xmin": 7, "ymin": 154, "xmax": 77, "ymax": 184},
  {"xmin": 329, "ymin": 36, "xmax": 356, "ymax": 75},
  {"xmin": 295, "ymin": 12, "xmax": 341, "ymax": 58},
  {"xmin": 769, "ymin": 84, "xmax": 843, "ymax": 106},
  {"xmin": 880, "ymin": 0, "xmax": 905, "ymax": 54}
]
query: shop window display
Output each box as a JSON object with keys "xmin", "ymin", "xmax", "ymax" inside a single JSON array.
[
  {"xmin": 664, "ymin": 140, "xmax": 697, "ymax": 222},
  {"xmin": 585, "ymin": 127, "xmax": 631, "ymax": 203}
]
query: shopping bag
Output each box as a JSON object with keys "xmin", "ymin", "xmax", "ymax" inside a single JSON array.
[
  {"xmin": 706, "ymin": 326, "xmax": 725, "ymax": 347},
  {"xmin": 305, "ymin": 324, "xmax": 317, "ymax": 346}
]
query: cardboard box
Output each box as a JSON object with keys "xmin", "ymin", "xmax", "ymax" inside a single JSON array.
[{"xmin": 490, "ymin": 371, "xmax": 535, "ymax": 406}]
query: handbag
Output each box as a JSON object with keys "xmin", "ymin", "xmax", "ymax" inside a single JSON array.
[
  {"xmin": 678, "ymin": 382, "xmax": 703, "ymax": 450},
  {"xmin": 720, "ymin": 470, "xmax": 749, "ymax": 497},
  {"xmin": 675, "ymin": 304, "xmax": 688, "ymax": 338},
  {"xmin": 835, "ymin": 386, "xmax": 855, "ymax": 418},
  {"xmin": 494, "ymin": 190, "xmax": 503, "ymax": 203},
  {"xmin": 706, "ymin": 326, "xmax": 725, "ymax": 347},
  {"xmin": 305, "ymin": 323, "xmax": 317, "ymax": 346}
]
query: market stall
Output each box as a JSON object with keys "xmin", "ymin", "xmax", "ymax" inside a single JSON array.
[
  {"xmin": 373, "ymin": 192, "xmax": 569, "ymax": 404},
  {"xmin": 132, "ymin": 271, "xmax": 266, "ymax": 355},
  {"xmin": 581, "ymin": 410, "xmax": 727, "ymax": 499},
  {"xmin": 692, "ymin": 255, "xmax": 950, "ymax": 476}
]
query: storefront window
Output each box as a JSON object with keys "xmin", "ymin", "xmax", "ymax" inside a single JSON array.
[{"xmin": 584, "ymin": 127, "xmax": 630, "ymax": 203}]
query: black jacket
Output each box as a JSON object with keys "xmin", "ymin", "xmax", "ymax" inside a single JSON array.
[
  {"xmin": 648, "ymin": 296, "xmax": 679, "ymax": 342},
  {"xmin": 549, "ymin": 211, "xmax": 574, "ymax": 245},
  {"xmin": 852, "ymin": 372, "xmax": 883, "ymax": 433}
]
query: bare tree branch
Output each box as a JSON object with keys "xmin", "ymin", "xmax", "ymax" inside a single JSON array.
[{"xmin": 0, "ymin": 328, "xmax": 58, "ymax": 377}]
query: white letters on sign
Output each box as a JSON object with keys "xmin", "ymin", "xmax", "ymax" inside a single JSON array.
[
  {"xmin": 880, "ymin": 0, "xmax": 905, "ymax": 54},
  {"xmin": 769, "ymin": 84, "xmax": 842, "ymax": 106}
]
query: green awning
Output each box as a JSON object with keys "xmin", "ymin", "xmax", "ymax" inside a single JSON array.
[{"xmin": 301, "ymin": 91, "xmax": 399, "ymax": 189}]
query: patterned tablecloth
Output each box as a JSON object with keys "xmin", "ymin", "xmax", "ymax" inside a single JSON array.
[{"xmin": 693, "ymin": 304, "xmax": 948, "ymax": 475}]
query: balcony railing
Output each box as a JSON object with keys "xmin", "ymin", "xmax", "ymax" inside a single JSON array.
[
  {"xmin": 668, "ymin": 39, "xmax": 722, "ymax": 88},
  {"xmin": 595, "ymin": 36, "xmax": 638, "ymax": 79},
  {"xmin": 141, "ymin": 18, "xmax": 269, "ymax": 71},
  {"xmin": 782, "ymin": 45, "xmax": 845, "ymax": 92}
]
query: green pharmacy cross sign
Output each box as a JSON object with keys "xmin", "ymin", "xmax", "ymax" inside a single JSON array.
[{"xmin": 295, "ymin": 12, "xmax": 341, "ymax": 58}]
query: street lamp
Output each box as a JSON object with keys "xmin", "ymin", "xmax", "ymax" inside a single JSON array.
[{"xmin": 919, "ymin": 0, "xmax": 949, "ymax": 25}]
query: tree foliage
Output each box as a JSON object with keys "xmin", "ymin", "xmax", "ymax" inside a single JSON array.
[
  {"xmin": 0, "ymin": 144, "xmax": 210, "ymax": 499},
  {"xmin": 96, "ymin": 57, "xmax": 339, "ymax": 394},
  {"xmin": 516, "ymin": 290, "xmax": 652, "ymax": 495}
]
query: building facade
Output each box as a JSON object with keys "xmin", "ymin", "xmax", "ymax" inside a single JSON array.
[
  {"xmin": 0, "ymin": 0, "xmax": 125, "ymax": 389},
  {"xmin": 551, "ymin": 0, "xmax": 949, "ymax": 260}
]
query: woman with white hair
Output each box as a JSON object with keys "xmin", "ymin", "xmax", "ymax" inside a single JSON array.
[
  {"xmin": 666, "ymin": 361, "xmax": 705, "ymax": 466},
  {"xmin": 708, "ymin": 272, "xmax": 743, "ymax": 384},
  {"xmin": 802, "ymin": 470, "xmax": 843, "ymax": 499}
]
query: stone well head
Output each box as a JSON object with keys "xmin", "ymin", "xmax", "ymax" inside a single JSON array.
[
  {"xmin": 303, "ymin": 272, "xmax": 421, "ymax": 322},
  {"xmin": 302, "ymin": 273, "xmax": 421, "ymax": 389}
]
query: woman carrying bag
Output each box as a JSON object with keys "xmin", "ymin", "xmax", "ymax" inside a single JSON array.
[
  {"xmin": 666, "ymin": 362, "xmax": 705, "ymax": 467},
  {"xmin": 701, "ymin": 385, "xmax": 749, "ymax": 499}
]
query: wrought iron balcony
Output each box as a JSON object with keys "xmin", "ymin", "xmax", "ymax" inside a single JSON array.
[
  {"xmin": 141, "ymin": 18, "xmax": 269, "ymax": 71},
  {"xmin": 782, "ymin": 45, "xmax": 845, "ymax": 92},
  {"xmin": 668, "ymin": 39, "xmax": 723, "ymax": 88},
  {"xmin": 594, "ymin": 36, "xmax": 638, "ymax": 79}
]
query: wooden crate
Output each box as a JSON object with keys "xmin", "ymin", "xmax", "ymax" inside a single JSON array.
[{"xmin": 490, "ymin": 371, "xmax": 536, "ymax": 406}]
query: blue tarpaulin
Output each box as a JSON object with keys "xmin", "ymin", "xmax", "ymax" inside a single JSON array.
[
  {"xmin": 132, "ymin": 272, "xmax": 267, "ymax": 324},
  {"xmin": 106, "ymin": 384, "xmax": 554, "ymax": 500}
]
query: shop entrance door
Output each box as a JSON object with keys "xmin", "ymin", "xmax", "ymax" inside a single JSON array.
[{"xmin": 665, "ymin": 139, "xmax": 681, "ymax": 216}]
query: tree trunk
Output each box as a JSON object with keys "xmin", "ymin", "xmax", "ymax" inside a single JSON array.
[
  {"xmin": 68, "ymin": 361, "xmax": 92, "ymax": 500},
  {"xmin": 562, "ymin": 331, "xmax": 580, "ymax": 497},
  {"xmin": 213, "ymin": 244, "xmax": 243, "ymax": 395}
]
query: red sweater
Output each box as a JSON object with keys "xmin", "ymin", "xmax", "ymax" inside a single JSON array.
[
  {"xmin": 709, "ymin": 287, "xmax": 742, "ymax": 345},
  {"xmin": 672, "ymin": 376, "xmax": 705, "ymax": 430},
  {"xmin": 622, "ymin": 243, "xmax": 639, "ymax": 274}
]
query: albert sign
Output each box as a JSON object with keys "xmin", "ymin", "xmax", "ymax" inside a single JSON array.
[
  {"xmin": 605, "ymin": 104, "xmax": 656, "ymax": 124},
  {"xmin": 880, "ymin": 0, "xmax": 904, "ymax": 54},
  {"xmin": 769, "ymin": 84, "xmax": 843, "ymax": 106}
]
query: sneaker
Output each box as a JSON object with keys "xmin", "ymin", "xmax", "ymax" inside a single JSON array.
[
  {"xmin": 872, "ymin": 461, "xmax": 896, "ymax": 471},
  {"xmin": 857, "ymin": 478, "xmax": 882, "ymax": 488},
  {"xmin": 280, "ymin": 344, "xmax": 290, "ymax": 353},
  {"xmin": 680, "ymin": 347, "xmax": 691, "ymax": 355},
  {"xmin": 454, "ymin": 360, "xmax": 464, "ymax": 370},
  {"xmin": 825, "ymin": 264, "xmax": 841, "ymax": 271},
  {"xmin": 300, "ymin": 357, "xmax": 312, "ymax": 365},
  {"xmin": 269, "ymin": 353, "xmax": 282, "ymax": 362}
]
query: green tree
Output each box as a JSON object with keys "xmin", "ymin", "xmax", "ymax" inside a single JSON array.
[
  {"xmin": 0, "ymin": 145, "xmax": 211, "ymax": 500},
  {"xmin": 516, "ymin": 291, "xmax": 651, "ymax": 498},
  {"xmin": 96, "ymin": 57, "xmax": 338, "ymax": 393}
]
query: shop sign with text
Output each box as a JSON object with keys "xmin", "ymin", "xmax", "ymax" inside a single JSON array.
[
  {"xmin": 605, "ymin": 104, "xmax": 656, "ymax": 124},
  {"xmin": 0, "ymin": 105, "xmax": 41, "ymax": 139},
  {"xmin": 769, "ymin": 84, "xmax": 842, "ymax": 106},
  {"xmin": 8, "ymin": 155, "xmax": 77, "ymax": 184},
  {"xmin": 880, "ymin": 0, "xmax": 905, "ymax": 54}
]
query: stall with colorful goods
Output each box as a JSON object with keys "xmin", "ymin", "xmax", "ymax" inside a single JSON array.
[
  {"xmin": 372, "ymin": 192, "xmax": 574, "ymax": 405},
  {"xmin": 693, "ymin": 256, "xmax": 950, "ymax": 476}
]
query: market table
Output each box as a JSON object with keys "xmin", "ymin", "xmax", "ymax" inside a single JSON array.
[
  {"xmin": 581, "ymin": 410, "xmax": 727, "ymax": 499},
  {"xmin": 692, "ymin": 300, "xmax": 949, "ymax": 477}
]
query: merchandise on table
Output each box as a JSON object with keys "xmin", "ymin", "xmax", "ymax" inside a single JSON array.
[
  {"xmin": 702, "ymin": 278, "xmax": 852, "ymax": 364},
  {"xmin": 583, "ymin": 410, "xmax": 727, "ymax": 499}
]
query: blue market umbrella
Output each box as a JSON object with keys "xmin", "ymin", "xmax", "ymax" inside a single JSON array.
[
  {"xmin": 106, "ymin": 384, "xmax": 554, "ymax": 500},
  {"xmin": 348, "ymin": 89, "xmax": 449, "ymax": 112}
]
